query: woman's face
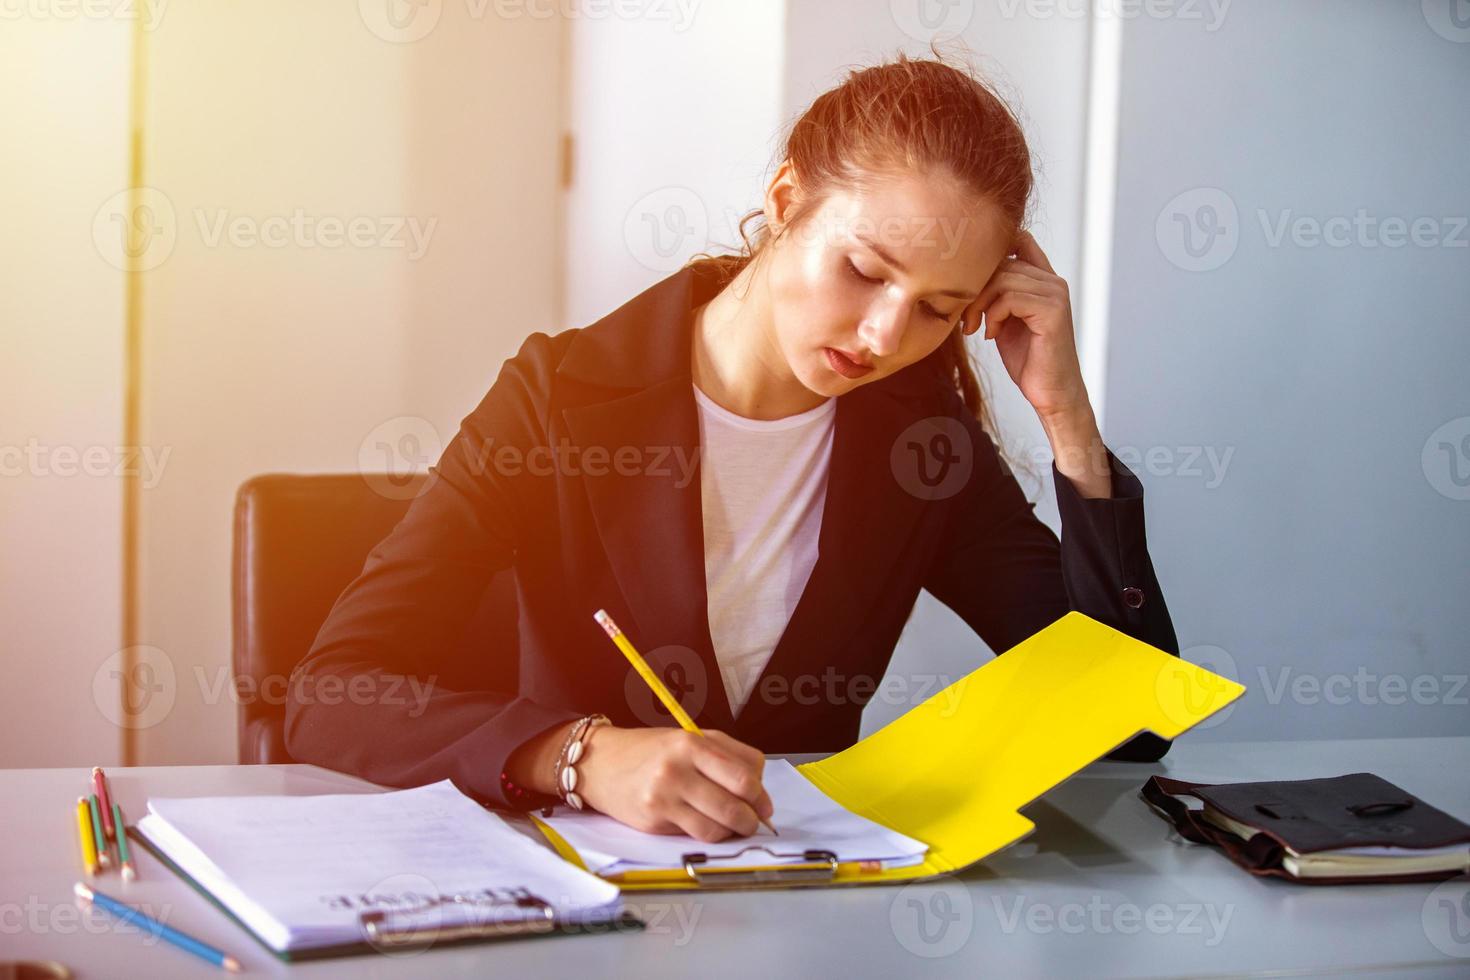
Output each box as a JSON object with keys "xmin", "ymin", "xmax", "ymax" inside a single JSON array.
[{"xmin": 762, "ymin": 173, "xmax": 1014, "ymax": 397}]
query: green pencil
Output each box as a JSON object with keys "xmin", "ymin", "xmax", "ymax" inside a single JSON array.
[
  {"xmin": 111, "ymin": 802, "xmax": 136, "ymax": 880},
  {"xmin": 88, "ymin": 794, "xmax": 111, "ymax": 869}
]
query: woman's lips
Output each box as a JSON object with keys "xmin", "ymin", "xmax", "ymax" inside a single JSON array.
[{"xmin": 824, "ymin": 347, "xmax": 875, "ymax": 380}]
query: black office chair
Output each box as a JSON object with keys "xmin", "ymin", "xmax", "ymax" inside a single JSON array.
[{"xmin": 230, "ymin": 473, "xmax": 518, "ymax": 763}]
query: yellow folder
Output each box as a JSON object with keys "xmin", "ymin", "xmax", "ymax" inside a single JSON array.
[{"xmin": 531, "ymin": 611, "xmax": 1245, "ymax": 890}]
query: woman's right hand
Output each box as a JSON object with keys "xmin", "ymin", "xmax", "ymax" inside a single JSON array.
[{"xmin": 576, "ymin": 725, "xmax": 774, "ymax": 843}]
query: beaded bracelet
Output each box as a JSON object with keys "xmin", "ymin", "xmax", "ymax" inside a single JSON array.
[{"xmin": 499, "ymin": 769, "xmax": 557, "ymax": 817}]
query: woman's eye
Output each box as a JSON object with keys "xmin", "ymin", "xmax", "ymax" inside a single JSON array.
[
  {"xmin": 844, "ymin": 257, "xmax": 880, "ymax": 284},
  {"xmin": 846, "ymin": 258, "xmax": 951, "ymax": 322}
]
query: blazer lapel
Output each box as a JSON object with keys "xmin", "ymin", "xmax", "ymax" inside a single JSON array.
[
  {"xmin": 558, "ymin": 261, "xmax": 737, "ymax": 730},
  {"xmin": 562, "ymin": 379, "xmax": 736, "ymax": 730}
]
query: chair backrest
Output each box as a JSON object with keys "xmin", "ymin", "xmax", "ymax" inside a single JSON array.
[{"xmin": 231, "ymin": 473, "xmax": 517, "ymax": 764}]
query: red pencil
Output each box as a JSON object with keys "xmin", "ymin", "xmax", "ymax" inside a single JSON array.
[{"xmin": 92, "ymin": 767, "xmax": 115, "ymax": 841}]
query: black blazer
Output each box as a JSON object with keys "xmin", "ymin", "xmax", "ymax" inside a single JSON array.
[{"xmin": 284, "ymin": 259, "xmax": 1180, "ymax": 809}]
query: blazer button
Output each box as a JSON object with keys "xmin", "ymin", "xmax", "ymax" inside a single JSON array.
[{"xmin": 1122, "ymin": 587, "xmax": 1145, "ymax": 609}]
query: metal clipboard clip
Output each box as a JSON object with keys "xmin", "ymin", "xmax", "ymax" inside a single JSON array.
[
  {"xmin": 358, "ymin": 892, "xmax": 557, "ymax": 947},
  {"xmin": 681, "ymin": 846, "xmax": 839, "ymax": 888}
]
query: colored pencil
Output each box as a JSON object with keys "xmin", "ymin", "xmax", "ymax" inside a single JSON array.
[
  {"xmin": 75, "ymin": 882, "xmax": 240, "ymax": 972},
  {"xmin": 111, "ymin": 801, "xmax": 137, "ymax": 881},
  {"xmin": 93, "ymin": 767, "xmax": 115, "ymax": 840},
  {"xmin": 75, "ymin": 797, "xmax": 99, "ymax": 876},
  {"xmin": 88, "ymin": 793, "xmax": 111, "ymax": 869},
  {"xmin": 593, "ymin": 608, "xmax": 778, "ymax": 836}
]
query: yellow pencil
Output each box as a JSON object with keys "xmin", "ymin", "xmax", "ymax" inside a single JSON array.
[
  {"xmin": 76, "ymin": 797, "xmax": 99, "ymax": 876},
  {"xmin": 593, "ymin": 609, "xmax": 778, "ymax": 836}
]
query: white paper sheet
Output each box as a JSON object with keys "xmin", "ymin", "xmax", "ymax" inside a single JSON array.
[
  {"xmin": 540, "ymin": 759, "xmax": 927, "ymax": 873},
  {"xmin": 135, "ymin": 779, "xmax": 622, "ymax": 952}
]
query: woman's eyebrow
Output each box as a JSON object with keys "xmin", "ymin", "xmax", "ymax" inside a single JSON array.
[{"xmin": 853, "ymin": 232, "xmax": 977, "ymax": 300}]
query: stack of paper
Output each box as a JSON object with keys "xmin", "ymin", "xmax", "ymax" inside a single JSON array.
[
  {"xmin": 134, "ymin": 779, "xmax": 623, "ymax": 953},
  {"xmin": 540, "ymin": 760, "xmax": 928, "ymax": 875}
]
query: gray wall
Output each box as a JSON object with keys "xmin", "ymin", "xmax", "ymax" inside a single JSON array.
[{"xmin": 1104, "ymin": 0, "xmax": 1470, "ymax": 741}]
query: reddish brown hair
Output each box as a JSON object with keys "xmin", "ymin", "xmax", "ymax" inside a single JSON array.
[{"xmin": 687, "ymin": 46, "xmax": 1036, "ymax": 472}]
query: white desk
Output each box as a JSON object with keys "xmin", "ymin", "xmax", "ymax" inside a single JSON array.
[{"xmin": 3, "ymin": 737, "xmax": 1468, "ymax": 978}]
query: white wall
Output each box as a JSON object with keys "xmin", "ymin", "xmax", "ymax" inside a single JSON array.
[
  {"xmin": 561, "ymin": 0, "xmax": 788, "ymax": 327},
  {"xmin": 0, "ymin": 16, "xmax": 132, "ymax": 768},
  {"xmin": 128, "ymin": 2, "xmax": 566, "ymax": 765}
]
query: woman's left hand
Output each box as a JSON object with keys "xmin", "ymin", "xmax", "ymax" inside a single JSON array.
[{"xmin": 963, "ymin": 230, "xmax": 1090, "ymax": 423}]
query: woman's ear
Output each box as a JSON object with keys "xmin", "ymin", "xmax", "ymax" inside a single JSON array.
[{"xmin": 763, "ymin": 159, "xmax": 803, "ymax": 240}]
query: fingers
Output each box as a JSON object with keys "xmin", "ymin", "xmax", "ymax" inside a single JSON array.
[
  {"xmin": 974, "ymin": 269, "xmax": 1063, "ymax": 314},
  {"xmin": 682, "ymin": 775, "xmax": 763, "ymax": 839},
  {"xmin": 693, "ymin": 732, "xmax": 773, "ymax": 820},
  {"xmin": 664, "ymin": 800, "xmax": 741, "ymax": 844},
  {"xmin": 982, "ymin": 292, "xmax": 1050, "ymax": 340}
]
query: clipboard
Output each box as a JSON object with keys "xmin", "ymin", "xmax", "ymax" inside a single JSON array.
[
  {"xmin": 128, "ymin": 824, "xmax": 644, "ymax": 962},
  {"xmin": 531, "ymin": 611, "xmax": 1245, "ymax": 891}
]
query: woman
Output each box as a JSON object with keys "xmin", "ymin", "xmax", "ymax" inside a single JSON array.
[{"xmin": 285, "ymin": 53, "xmax": 1178, "ymax": 844}]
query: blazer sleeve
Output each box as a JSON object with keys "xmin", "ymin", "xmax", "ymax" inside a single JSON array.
[
  {"xmin": 283, "ymin": 332, "xmax": 583, "ymax": 808},
  {"xmin": 920, "ymin": 405, "xmax": 1180, "ymax": 762}
]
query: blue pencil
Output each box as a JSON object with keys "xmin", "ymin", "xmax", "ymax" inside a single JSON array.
[{"xmin": 74, "ymin": 882, "xmax": 241, "ymax": 972}]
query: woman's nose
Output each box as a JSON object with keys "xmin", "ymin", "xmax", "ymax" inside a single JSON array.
[{"xmin": 857, "ymin": 296, "xmax": 908, "ymax": 358}]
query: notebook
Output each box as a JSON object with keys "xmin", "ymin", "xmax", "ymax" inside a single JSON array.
[
  {"xmin": 1145, "ymin": 772, "xmax": 1470, "ymax": 881},
  {"xmin": 130, "ymin": 779, "xmax": 634, "ymax": 960},
  {"xmin": 531, "ymin": 611, "xmax": 1245, "ymax": 890}
]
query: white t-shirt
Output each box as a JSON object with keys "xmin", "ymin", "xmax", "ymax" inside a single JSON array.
[{"xmin": 692, "ymin": 383, "xmax": 837, "ymax": 719}]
